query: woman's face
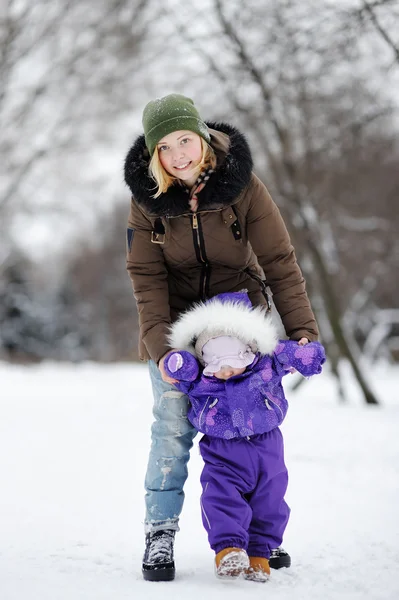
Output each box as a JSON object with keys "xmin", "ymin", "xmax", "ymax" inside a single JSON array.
[{"xmin": 156, "ymin": 130, "xmax": 203, "ymax": 186}]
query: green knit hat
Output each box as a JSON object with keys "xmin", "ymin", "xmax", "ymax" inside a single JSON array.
[{"xmin": 142, "ymin": 93, "xmax": 211, "ymax": 156}]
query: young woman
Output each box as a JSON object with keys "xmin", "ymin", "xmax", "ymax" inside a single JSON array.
[{"xmin": 124, "ymin": 93, "xmax": 319, "ymax": 581}]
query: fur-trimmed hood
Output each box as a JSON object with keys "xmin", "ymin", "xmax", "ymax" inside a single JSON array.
[
  {"xmin": 123, "ymin": 122, "xmax": 253, "ymax": 217},
  {"xmin": 167, "ymin": 292, "xmax": 279, "ymax": 362}
]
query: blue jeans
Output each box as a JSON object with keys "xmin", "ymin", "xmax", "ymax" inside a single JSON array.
[{"xmin": 144, "ymin": 360, "xmax": 197, "ymax": 533}]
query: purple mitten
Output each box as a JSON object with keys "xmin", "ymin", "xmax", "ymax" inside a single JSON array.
[
  {"xmin": 275, "ymin": 341, "xmax": 326, "ymax": 377},
  {"xmin": 165, "ymin": 351, "xmax": 200, "ymax": 381}
]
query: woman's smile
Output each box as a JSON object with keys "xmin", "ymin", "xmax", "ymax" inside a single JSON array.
[{"xmin": 174, "ymin": 161, "xmax": 191, "ymax": 170}]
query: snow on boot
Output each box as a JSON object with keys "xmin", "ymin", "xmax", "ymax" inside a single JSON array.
[
  {"xmin": 142, "ymin": 529, "xmax": 175, "ymax": 581},
  {"xmin": 244, "ymin": 556, "xmax": 271, "ymax": 582},
  {"xmin": 215, "ymin": 547, "xmax": 249, "ymax": 579},
  {"xmin": 269, "ymin": 546, "xmax": 291, "ymax": 569}
]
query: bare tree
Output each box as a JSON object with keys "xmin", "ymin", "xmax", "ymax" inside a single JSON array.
[
  {"xmin": 2, "ymin": 0, "xmax": 397, "ymax": 383},
  {"xmin": 158, "ymin": 0, "xmax": 399, "ymax": 403},
  {"xmin": 356, "ymin": 0, "xmax": 399, "ymax": 63},
  {"xmin": 0, "ymin": 0, "xmax": 150, "ymax": 255},
  {"xmin": 0, "ymin": 0, "xmax": 153, "ymax": 360}
]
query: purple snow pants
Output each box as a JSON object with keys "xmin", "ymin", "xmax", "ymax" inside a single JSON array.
[{"xmin": 199, "ymin": 428, "xmax": 290, "ymax": 558}]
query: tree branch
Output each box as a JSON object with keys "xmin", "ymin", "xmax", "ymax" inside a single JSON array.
[{"xmin": 361, "ymin": 0, "xmax": 399, "ymax": 62}]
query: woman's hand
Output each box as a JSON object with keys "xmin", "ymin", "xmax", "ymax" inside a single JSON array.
[{"xmin": 158, "ymin": 350, "xmax": 179, "ymax": 384}]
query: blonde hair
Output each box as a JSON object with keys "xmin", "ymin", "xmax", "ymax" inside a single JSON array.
[{"xmin": 149, "ymin": 138, "xmax": 217, "ymax": 198}]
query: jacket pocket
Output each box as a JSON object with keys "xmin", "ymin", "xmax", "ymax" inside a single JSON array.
[{"xmin": 264, "ymin": 395, "xmax": 288, "ymax": 425}]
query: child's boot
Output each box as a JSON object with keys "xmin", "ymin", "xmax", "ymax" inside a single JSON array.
[
  {"xmin": 215, "ymin": 547, "xmax": 249, "ymax": 578},
  {"xmin": 244, "ymin": 556, "xmax": 271, "ymax": 582},
  {"xmin": 269, "ymin": 546, "xmax": 291, "ymax": 569}
]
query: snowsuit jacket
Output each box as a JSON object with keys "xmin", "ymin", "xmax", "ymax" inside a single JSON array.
[
  {"xmin": 124, "ymin": 122, "xmax": 318, "ymax": 364},
  {"xmin": 165, "ymin": 341, "xmax": 326, "ymax": 439}
]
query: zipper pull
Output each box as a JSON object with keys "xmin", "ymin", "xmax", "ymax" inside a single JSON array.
[{"xmin": 192, "ymin": 213, "xmax": 198, "ymax": 229}]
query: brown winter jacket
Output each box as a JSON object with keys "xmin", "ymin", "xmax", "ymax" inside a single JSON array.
[{"xmin": 124, "ymin": 122, "xmax": 318, "ymax": 363}]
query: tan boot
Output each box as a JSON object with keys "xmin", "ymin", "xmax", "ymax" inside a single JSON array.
[
  {"xmin": 215, "ymin": 547, "xmax": 249, "ymax": 578},
  {"xmin": 245, "ymin": 556, "xmax": 271, "ymax": 582}
]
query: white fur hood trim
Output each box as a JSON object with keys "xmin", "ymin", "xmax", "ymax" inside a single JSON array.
[{"xmin": 167, "ymin": 300, "xmax": 278, "ymax": 356}]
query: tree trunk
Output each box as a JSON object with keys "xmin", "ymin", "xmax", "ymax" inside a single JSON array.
[{"xmin": 307, "ymin": 238, "xmax": 379, "ymax": 404}]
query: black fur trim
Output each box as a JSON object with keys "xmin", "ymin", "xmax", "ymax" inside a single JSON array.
[{"xmin": 123, "ymin": 122, "xmax": 253, "ymax": 217}]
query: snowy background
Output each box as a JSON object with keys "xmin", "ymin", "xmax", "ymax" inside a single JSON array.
[
  {"xmin": 1, "ymin": 1, "xmax": 399, "ymax": 597},
  {"xmin": 1, "ymin": 361, "xmax": 398, "ymax": 600}
]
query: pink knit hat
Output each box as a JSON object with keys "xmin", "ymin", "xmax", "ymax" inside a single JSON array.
[{"xmin": 202, "ymin": 335, "xmax": 256, "ymax": 376}]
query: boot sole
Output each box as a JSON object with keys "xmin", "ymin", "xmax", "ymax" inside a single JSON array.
[
  {"xmin": 142, "ymin": 565, "xmax": 175, "ymax": 581},
  {"xmin": 216, "ymin": 550, "xmax": 250, "ymax": 579},
  {"xmin": 244, "ymin": 571, "xmax": 270, "ymax": 583},
  {"xmin": 269, "ymin": 554, "xmax": 291, "ymax": 570}
]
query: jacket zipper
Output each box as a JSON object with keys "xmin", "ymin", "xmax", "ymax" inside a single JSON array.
[
  {"xmin": 192, "ymin": 213, "xmax": 209, "ymax": 300},
  {"xmin": 192, "ymin": 214, "xmax": 204, "ymax": 259},
  {"xmin": 173, "ymin": 209, "xmax": 267, "ymax": 305},
  {"xmin": 199, "ymin": 396, "xmax": 210, "ymax": 429}
]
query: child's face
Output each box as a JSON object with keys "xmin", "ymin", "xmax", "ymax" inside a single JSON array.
[{"xmin": 213, "ymin": 365, "xmax": 246, "ymax": 380}]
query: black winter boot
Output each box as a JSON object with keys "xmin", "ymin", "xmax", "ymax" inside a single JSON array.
[
  {"xmin": 269, "ymin": 547, "xmax": 291, "ymax": 569},
  {"xmin": 142, "ymin": 529, "xmax": 176, "ymax": 581}
]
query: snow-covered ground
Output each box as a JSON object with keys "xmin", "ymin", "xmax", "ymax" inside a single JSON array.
[{"xmin": 0, "ymin": 361, "xmax": 398, "ymax": 600}]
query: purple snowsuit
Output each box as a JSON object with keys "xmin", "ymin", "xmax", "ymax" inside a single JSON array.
[{"xmin": 165, "ymin": 340, "xmax": 326, "ymax": 557}]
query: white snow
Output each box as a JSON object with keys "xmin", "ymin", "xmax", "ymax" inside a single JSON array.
[{"xmin": 0, "ymin": 360, "xmax": 398, "ymax": 600}]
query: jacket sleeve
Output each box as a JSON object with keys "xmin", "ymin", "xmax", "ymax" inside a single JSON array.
[
  {"xmin": 274, "ymin": 340, "xmax": 326, "ymax": 377},
  {"xmin": 126, "ymin": 198, "xmax": 171, "ymax": 363},
  {"xmin": 245, "ymin": 174, "xmax": 319, "ymax": 341},
  {"xmin": 164, "ymin": 351, "xmax": 200, "ymax": 382}
]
